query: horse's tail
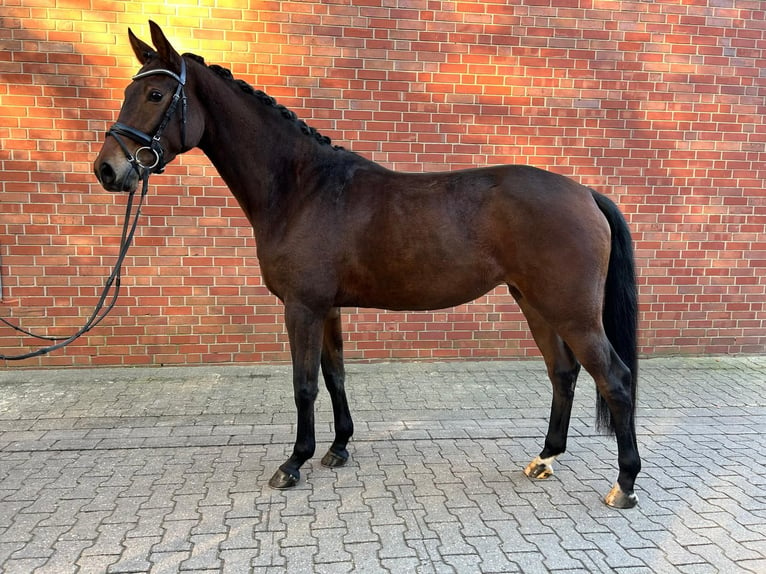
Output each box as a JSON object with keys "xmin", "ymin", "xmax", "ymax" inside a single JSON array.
[{"xmin": 591, "ymin": 190, "xmax": 638, "ymax": 434}]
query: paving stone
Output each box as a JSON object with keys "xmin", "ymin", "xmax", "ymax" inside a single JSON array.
[
  {"xmin": 524, "ymin": 532, "xmax": 587, "ymax": 571},
  {"xmin": 343, "ymin": 541, "xmax": 383, "ymax": 573},
  {"xmin": 191, "ymin": 504, "xmax": 229, "ymax": 536},
  {"xmin": 739, "ymin": 557, "xmax": 766, "ymax": 574},
  {"xmin": 74, "ymin": 552, "xmax": 121, "ymax": 573},
  {"xmin": 0, "ymin": 357, "xmax": 763, "ymax": 573},
  {"xmin": 145, "ymin": 551, "xmax": 188, "ymax": 574},
  {"xmin": 219, "ymin": 548, "xmax": 255, "ymax": 573},
  {"xmin": 106, "ymin": 535, "xmax": 158, "ymax": 573},
  {"xmin": 431, "ymin": 521, "xmax": 476, "ymax": 556},
  {"xmin": 180, "ymin": 533, "xmax": 225, "ymax": 570},
  {"xmin": 33, "ymin": 538, "xmax": 90, "ymax": 574},
  {"xmin": 312, "ymin": 526, "xmax": 350, "ymax": 564},
  {"xmin": 219, "ymin": 517, "xmax": 258, "ymax": 551},
  {"xmin": 442, "ymin": 552, "xmax": 482, "ymax": 572},
  {"xmin": 251, "ymin": 530, "xmax": 285, "ymax": 568},
  {"xmin": 0, "ymin": 512, "xmax": 46, "ymax": 544},
  {"xmin": 467, "ymin": 534, "xmax": 520, "ymax": 573},
  {"xmin": 9, "ymin": 524, "xmax": 69, "ymax": 561},
  {"xmin": 0, "ymin": 542, "xmax": 25, "ymax": 564},
  {"xmin": 341, "ymin": 511, "xmax": 378, "ymax": 544},
  {"xmin": 1, "ymin": 556, "xmax": 48, "ymax": 573}
]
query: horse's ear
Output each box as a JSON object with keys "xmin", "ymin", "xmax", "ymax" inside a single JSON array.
[
  {"xmin": 148, "ymin": 20, "xmax": 182, "ymax": 70},
  {"xmin": 128, "ymin": 28, "xmax": 156, "ymax": 65}
]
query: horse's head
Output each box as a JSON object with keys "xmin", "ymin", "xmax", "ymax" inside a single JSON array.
[{"xmin": 94, "ymin": 22, "xmax": 203, "ymax": 192}]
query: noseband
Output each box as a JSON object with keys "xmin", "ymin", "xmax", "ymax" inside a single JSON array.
[{"xmin": 107, "ymin": 58, "xmax": 188, "ymax": 175}]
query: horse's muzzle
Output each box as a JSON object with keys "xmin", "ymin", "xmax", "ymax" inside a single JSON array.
[{"xmin": 94, "ymin": 158, "xmax": 139, "ymax": 193}]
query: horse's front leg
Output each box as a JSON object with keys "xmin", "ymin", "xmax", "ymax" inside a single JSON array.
[
  {"xmin": 320, "ymin": 307, "xmax": 354, "ymax": 468},
  {"xmin": 269, "ymin": 302, "xmax": 326, "ymax": 489}
]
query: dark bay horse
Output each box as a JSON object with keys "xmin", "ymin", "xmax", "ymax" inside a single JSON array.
[{"xmin": 94, "ymin": 22, "xmax": 640, "ymax": 508}]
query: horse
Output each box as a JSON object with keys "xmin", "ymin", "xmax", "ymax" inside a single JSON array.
[{"xmin": 94, "ymin": 22, "xmax": 641, "ymax": 508}]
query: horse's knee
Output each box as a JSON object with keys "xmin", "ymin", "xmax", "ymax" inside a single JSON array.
[{"xmin": 294, "ymin": 383, "xmax": 319, "ymax": 406}]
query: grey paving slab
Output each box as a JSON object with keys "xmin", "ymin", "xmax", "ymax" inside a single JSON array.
[{"xmin": 0, "ymin": 356, "xmax": 764, "ymax": 573}]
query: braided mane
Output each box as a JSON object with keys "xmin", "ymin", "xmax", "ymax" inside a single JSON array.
[{"xmin": 185, "ymin": 53, "xmax": 343, "ymax": 151}]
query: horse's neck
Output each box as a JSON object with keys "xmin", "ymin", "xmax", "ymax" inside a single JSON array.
[{"xmin": 194, "ymin": 73, "xmax": 311, "ymax": 227}]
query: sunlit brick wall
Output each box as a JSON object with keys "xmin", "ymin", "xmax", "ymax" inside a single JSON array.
[{"xmin": 1, "ymin": 1, "xmax": 764, "ymax": 367}]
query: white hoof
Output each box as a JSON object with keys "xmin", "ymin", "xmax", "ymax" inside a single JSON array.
[
  {"xmin": 604, "ymin": 482, "xmax": 638, "ymax": 508},
  {"xmin": 524, "ymin": 455, "xmax": 556, "ymax": 479}
]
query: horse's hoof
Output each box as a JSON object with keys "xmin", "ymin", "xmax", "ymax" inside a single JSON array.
[
  {"xmin": 268, "ymin": 468, "xmax": 300, "ymax": 490},
  {"xmin": 524, "ymin": 456, "xmax": 555, "ymax": 479},
  {"xmin": 321, "ymin": 449, "xmax": 349, "ymax": 468},
  {"xmin": 604, "ymin": 483, "xmax": 638, "ymax": 509}
]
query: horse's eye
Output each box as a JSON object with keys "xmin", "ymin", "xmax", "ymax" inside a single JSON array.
[{"xmin": 148, "ymin": 90, "xmax": 163, "ymax": 102}]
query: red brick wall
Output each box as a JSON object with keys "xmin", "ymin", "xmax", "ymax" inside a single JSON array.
[{"xmin": 1, "ymin": 1, "xmax": 764, "ymax": 367}]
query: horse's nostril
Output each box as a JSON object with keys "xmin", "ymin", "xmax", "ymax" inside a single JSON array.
[{"xmin": 98, "ymin": 162, "xmax": 116, "ymax": 185}]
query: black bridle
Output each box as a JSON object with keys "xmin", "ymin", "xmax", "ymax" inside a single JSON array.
[
  {"xmin": 108, "ymin": 58, "xmax": 188, "ymax": 174},
  {"xmin": 0, "ymin": 60, "xmax": 188, "ymax": 361}
]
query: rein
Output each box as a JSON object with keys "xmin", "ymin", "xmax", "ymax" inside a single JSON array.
[
  {"xmin": 0, "ymin": 61, "xmax": 187, "ymax": 361},
  {"xmin": 0, "ymin": 176, "xmax": 150, "ymax": 361}
]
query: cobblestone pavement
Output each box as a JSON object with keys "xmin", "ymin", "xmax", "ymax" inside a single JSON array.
[{"xmin": 0, "ymin": 356, "xmax": 764, "ymax": 573}]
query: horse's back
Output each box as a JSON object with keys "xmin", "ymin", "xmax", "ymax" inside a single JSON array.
[{"xmin": 328, "ymin": 162, "xmax": 610, "ymax": 312}]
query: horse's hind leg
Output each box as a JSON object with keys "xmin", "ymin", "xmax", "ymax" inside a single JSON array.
[
  {"xmin": 517, "ymin": 299, "xmax": 581, "ymax": 480},
  {"xmin": 565, "ymin": 329, "xmax": 640, "ymax": 508},
  {"xmin": 320, "ymin": 308, "xmax": 354, "ymax": 468}
]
